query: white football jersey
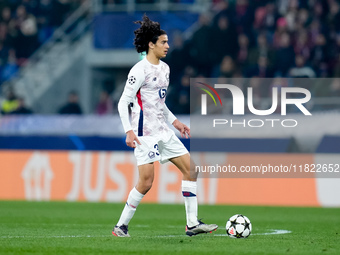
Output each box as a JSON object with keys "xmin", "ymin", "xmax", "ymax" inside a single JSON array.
[{"xmin": 118, "ymin": 57, "xmax": 176, "ymax": 137}]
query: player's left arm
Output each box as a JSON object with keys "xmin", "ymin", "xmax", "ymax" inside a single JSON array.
[{"xmin": 164, "ymin": 104, "xmax": 190, "ymax": 138}]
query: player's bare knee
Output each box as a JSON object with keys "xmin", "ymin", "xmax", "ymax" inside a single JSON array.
[
  {"xmin": 137, "ymin": 184, "xmax": 151, "ymax": 195},
  {"xmin": 141, "ymin": 179, "xmax": 153, "ymax": 193},
  {"xmin": 145, "ymin": 179, "xmax": 153, "ymax": 191}
]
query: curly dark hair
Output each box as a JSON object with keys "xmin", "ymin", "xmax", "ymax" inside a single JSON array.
[{"xmin": 134, "ymin": 14, "xmax": 166, "ymax": 53}]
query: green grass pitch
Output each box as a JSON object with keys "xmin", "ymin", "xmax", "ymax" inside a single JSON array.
[{"xmin": 0, "ymin": 201, "xmax": 339, "ymax": 254}]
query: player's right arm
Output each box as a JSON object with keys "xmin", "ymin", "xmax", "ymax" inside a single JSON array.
[
  {"xmin": 117, "ymin": 67, "xmax": 144, "ymax": 148},
  {"xmin": 125, "ymin": 130, "xmax": 140, "ymax": 148},
  {"xmin": 163, "ymin": 104, "xmax": 190, "ymax": 138}
]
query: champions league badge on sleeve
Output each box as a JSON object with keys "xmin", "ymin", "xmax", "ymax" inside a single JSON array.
[{"xmin": 128, "ymin": 76, "xmax": 136, "ymax": 85}]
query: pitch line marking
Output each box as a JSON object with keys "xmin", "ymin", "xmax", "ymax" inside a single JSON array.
[
  {"xmin": 215, "ymin": 229, "xmax": 292, "ymax": 237},
  {"xmin": 0, "ymin": 229, "xmax": 291, "ymax": 239},
  {"xmin": 0, "ymin": 235, "xmax": 108, "ymax": 239},
  {"xmin": 256, "ymin": 229, "xmax": 291, "ymax": 235}
]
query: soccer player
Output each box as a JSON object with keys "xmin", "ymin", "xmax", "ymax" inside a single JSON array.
[{"xmin": 113, "ymin": 15, "xmax": 218, "ymax": 237}]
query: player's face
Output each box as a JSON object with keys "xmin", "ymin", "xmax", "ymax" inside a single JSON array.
[{"xmin": 153, "ymin": 34, "xmax": 169, "ymax": 59}]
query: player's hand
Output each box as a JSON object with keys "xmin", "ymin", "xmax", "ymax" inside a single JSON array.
[
  {"xmin": 126, "ymin": 130, "xmax": 141, "ymax": 148},
  {"xmin": 172, "ymin": 119, "xmax": 190, "ymax": 139}
]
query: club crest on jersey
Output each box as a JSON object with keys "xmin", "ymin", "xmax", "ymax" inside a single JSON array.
[
  {"xmin": 165, "ymin": 73, "xmax": 169, "ymax": 82},
  {"xmin": 128, "ymin": 76, "xmax": 136, "ymax": 85},
  {"xmin": 159, "ymin": 88, "xmax": 167, "ymax": 99},
  {"xmin": 148, "ymin": 151, "xmax": 155, "ymax": 159}
]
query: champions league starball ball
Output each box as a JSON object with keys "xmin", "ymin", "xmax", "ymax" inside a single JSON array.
[{"xmin": 226, "ymin": 214, "xmax": 252, "ymax": 238}]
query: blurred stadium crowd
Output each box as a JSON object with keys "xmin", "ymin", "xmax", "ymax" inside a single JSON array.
[
  {"xmin": 165, "ymin": 0, "xmax": 340, "ymax": 114},
  {"xmin": 0, "ymin": 0, "xmax": 81, "ymax": 84},
  {"xmin": 1, "ymin": 0, "xmax": 340, "ymax": 115}
]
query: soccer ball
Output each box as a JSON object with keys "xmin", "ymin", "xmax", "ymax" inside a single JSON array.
[{"xmin": 226, "ymin": 214, "xmax": 252, "ymax": 238}]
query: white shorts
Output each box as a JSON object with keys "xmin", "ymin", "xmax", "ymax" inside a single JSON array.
[{"xmin": 134, "ymin": 131, "xmax": 189, "ymax": 166}]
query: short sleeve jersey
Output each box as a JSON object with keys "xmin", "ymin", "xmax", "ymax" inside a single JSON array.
[{"xmin": 122, "ymin": 57, "xmax": 171, "ymax": 137}]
